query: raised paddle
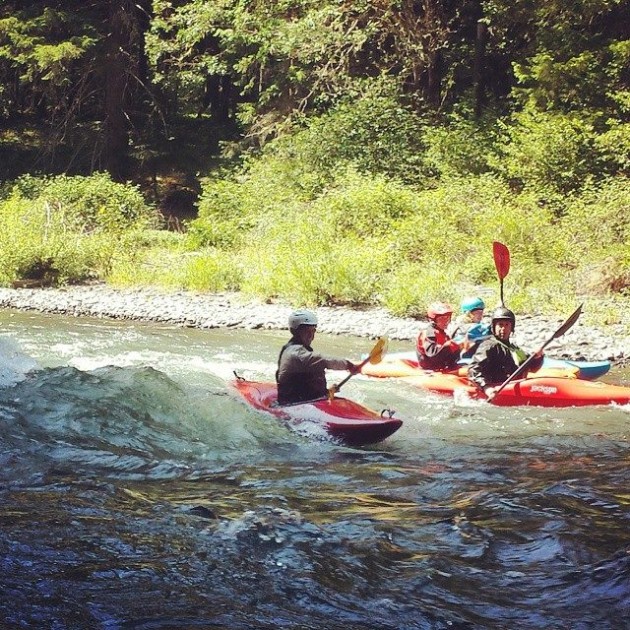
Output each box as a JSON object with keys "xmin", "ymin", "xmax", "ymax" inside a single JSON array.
[
  {"xmin": 328, "ymin": 336, "xmax": 388, "ymax": 399},
  {"xmin": 488, "ymin": 303, "xmax": 583, "ymax": 401},
  {"xmin": 493, "ymin": 241, "xmax": 510, "ymax": 306}
]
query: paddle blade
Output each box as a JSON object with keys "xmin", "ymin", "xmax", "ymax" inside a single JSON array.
[
  {"xmin": 367, "ymin": 336, "xmax": 388, "ymax": 364},
  {"xmin": 493, "ymin": 241, "xmax": 510, "ymax": 280},
  {"xmin": 550, "ymin": 303, "xmax": 583, "ymax": 341},
  {"xmin": 329, "ymin": 336, "xmax": 389, "ymax": 399}
]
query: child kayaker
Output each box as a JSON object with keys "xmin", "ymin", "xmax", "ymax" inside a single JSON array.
[
  {"xmin": 276, "ymin": 309, "xmax": 358, "ymax": 405},
  {"xmin": 467, "ymin": 306, "xmax": 543, "ymax": 398},
  {"xmin": 447, "ymin": 296, "xmax": 491, "ymax": 358},
  {"xmin": 416, "ymin": 302, "xmax": 466, "ymax": 371}
]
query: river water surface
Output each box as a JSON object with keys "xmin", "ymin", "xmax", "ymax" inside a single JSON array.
[{"xmin": 0, "ymin": 310, "xmax": 628, "ymax": 629}]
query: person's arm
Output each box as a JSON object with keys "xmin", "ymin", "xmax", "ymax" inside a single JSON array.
[
  {"xmin": 524, "ymin": 348, "xmax": 544, "ymax": 371},
  {"xmin": 296, "ymin": 346, "xmax": 356, "ymax": 373},
  {"xmin": 422, "ymin": 327, "xmax": 461, "ymax": 359}
]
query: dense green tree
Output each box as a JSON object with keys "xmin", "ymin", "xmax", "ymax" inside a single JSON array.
[
  {"xmin": 0, "ymin": 0, "xmax": 628, "ymax": 184},
  {"xmin": 0, "ymin": 0, "xmax": 152, "ymax": 180}
]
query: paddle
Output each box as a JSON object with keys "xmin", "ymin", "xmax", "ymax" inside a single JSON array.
[
  {"xmin": 328, "ymin": 336, "xmax": 388, "ymax": 399},
  {"xmin": 488, "ymin": 303, "xmax": 583, "ymax": 401},
  {"xmin": 493, "ymin": 241, "xmax": 510, "ymax": 306}
]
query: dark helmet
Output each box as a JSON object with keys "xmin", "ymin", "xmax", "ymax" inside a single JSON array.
[{"xmin": 491, "ymin": 306, "xmax": 516, "ymax": 331}]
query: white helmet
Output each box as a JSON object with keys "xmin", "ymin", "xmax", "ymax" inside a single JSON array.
[{"xmin": 288, "ymin": 309, "xmax": 318, "ymax": 331}]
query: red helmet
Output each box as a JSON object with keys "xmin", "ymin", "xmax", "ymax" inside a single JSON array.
[{"xmin": 427, "ymin": 302, "xmax": 453, "ymax": 320}]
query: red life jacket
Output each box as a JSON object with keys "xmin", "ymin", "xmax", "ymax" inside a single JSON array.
[{"xmin": 416, "ymin": 322, "xmax": 460, "ymax": 370}]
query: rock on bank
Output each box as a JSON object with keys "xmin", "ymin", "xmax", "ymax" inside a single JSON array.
[{"xmin": 0, "ymin": 285, "xmax": 628, "ymax": 365}]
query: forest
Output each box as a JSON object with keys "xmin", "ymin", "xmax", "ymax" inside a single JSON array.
[{"xmin": 0, "ymin": 0, "xmax": 629, "ymax": 323}]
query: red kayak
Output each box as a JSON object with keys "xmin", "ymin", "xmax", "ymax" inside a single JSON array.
[
  {"xmin": 488, "ymin": 376, "xmax": 630, "ymax": 407},
  {"xmin": 400, "ymin": 371, "xmax": 630, "ymax": 407},
  {"xmin": 232, "ymin": 378, "xmax": 403, "ymax": 446}
]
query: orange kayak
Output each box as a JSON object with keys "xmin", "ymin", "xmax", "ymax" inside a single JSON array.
[{"xmin": 362, "ymin": 353, "xmax": 579, "ymax": 380}]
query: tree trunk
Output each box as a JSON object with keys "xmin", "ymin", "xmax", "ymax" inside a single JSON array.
[
  {"xmin": 104, "ymin": 0, "xmax": 133, "ymax": 181},
  {"xmin": 427, "ymin": 50, "xmax": 443, "ymax": 110},
  {"xmin": 474, "ymin": 20, "xmax": 488, "ymax": 118}
]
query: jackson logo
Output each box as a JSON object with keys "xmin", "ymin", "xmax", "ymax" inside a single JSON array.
[{"xmin": 530, "ymin": 385, "xmax": 558, "ymax": 395}]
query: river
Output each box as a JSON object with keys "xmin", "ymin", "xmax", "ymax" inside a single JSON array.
[{"xmin": 0, "ymin": 310, "xmax": 628, "ymax": 629}]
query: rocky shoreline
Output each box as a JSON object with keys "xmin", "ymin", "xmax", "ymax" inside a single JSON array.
[{"xmin": 0, "ymin": 285, "xmax": 629, "ymax": 365}]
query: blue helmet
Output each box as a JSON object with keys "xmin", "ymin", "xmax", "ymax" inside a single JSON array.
[{"xmin": 461, "ymin": 296, "xmax": 485, "ymax": 313}]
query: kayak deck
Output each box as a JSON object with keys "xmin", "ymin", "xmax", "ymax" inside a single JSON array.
[{"xmin": 232, "ymin": 379, "xmax": 403, "ymax": 446}]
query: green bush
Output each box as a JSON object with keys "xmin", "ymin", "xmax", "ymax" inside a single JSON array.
[
  {"xmin": 595, "ymin": 120, "xmax": 630, "ymax": 173},
  {"xmin": 0, "ymin": 192, "xmax": 125, "ymax": 285},
  {"xmin": 9, "ymin": 172, "xmax": 159, "ymax": 232},
  {"xmin": 313, "ymin": 168, "xmax": 418, "ymax": 238},
  {"xmin": 250, "ymin": 77, "xmax": 429, "ymax": 187},
  {"xmin": 490, "ymin": 109, "xmax": 600, "ymax": 203},
  {"xmin": 187, "ymin": 179, "xmax": 254, "ymax": 249},
  {"xmin": 183, "ymin": 251, "xmax": 242, "ymax": 292},
  {"xmin": 108, "ymin": 247, "xmax": 241, "ymax": 292},
  {"xmin": 382, "ymin": 262, "xmax": 460, "ymax": 318},
  {"xmin": 554, "ymin": 176, "xmax": 630, "ymax": 295},
  {"xmin": 238, "ymin": 206, "xmax": 392, "ymax": 306},
  {"xmin": 423, "ymin": 111, "xmax": 497, "ymax": 178}
]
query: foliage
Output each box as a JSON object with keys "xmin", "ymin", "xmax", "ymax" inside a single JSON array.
[
  {"xmin": 422, "ymin": 111, "xmax": 498, "ymax": 178},
  {"xmin": 238, "ymin": 203, "xmax": 392, "ymax": 306},
  {"xmin": 595, "ymin": 120, "xmax": 630, "ymax": 173},
  {"xmin": 1, "ymin": 0, "xmax": 630, "ymax": 323},
  {"xmin": 9, "ymin": 173, "xmax": 160, "ymax": 232},
  {"xmin": 0, "ymin": 192, "xmax": 125, "ymax": 285},
  {"xmin": 282, "ymin": 79, "xmax": 429, "ymax": 184},
  {"xmin": 108, "ymin": 247, "xmax": 242, "ymax": 292},
  {"xmin": 555, "ymin": 176, "xmax": 630, "ymax": 295},
  {"xmin": 382, "ymin": 262, "xmax": 460, "ymax": 318},
  {"xmin": 490, "ymin": 109, "xmax": 601, "ymax": 202}
]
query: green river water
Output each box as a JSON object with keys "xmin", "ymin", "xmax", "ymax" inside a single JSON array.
[{"xmin": 0, "ymin": 310, "xmax": 628, "ymax": 629}]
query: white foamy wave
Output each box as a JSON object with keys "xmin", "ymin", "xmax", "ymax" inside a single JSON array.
[{"xmin": 0, "ymin": 337, "xmax": 39, "ymax": 388}]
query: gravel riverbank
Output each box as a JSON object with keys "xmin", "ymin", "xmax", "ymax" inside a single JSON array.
[{"xmin": 1, "ymin": 285, "xmax": 629, "ymax": 365}]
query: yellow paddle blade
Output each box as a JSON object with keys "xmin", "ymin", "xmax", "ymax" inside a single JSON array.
[
  {"xmin": 367, "ymin": 336, "xmax": 388, "ymax": 365},
  {"xmin": 327, "ymin": 336, "xmax": 389, "ymax": 399}
]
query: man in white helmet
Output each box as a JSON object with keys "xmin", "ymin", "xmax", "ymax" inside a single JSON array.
[{"xmin": 276, "ymin": 309, "xmax": 359, "ymax": 405}]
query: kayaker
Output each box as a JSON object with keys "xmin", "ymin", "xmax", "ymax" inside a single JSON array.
[
  {"xmin": 416, "ymin": 302, "xmax": 466, "ymax": 371},
  {"xmin": 467, "ymin": 306, "xmax": 543, "ymax": 398},
  {"xmin": 447, "ymin": 296, "xmax": 491, "ymax": 358},
  {"xmin": 276, "ymin": 309, "xmax": 359, "ymax": 405}
]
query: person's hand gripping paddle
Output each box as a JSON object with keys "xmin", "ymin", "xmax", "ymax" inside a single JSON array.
[{"xmin": 328, "ymin": 337, "xmax": 388, "ymax": 400}]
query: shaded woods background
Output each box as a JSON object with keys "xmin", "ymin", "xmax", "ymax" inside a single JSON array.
[{"xmin": 0, "ymin": 1, "xmax": 629, "ymax": 320}]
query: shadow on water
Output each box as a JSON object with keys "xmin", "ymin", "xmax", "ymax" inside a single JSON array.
[{"xmin": 0, "ymin": 311, "xmax": 628, "ymax": 628}]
